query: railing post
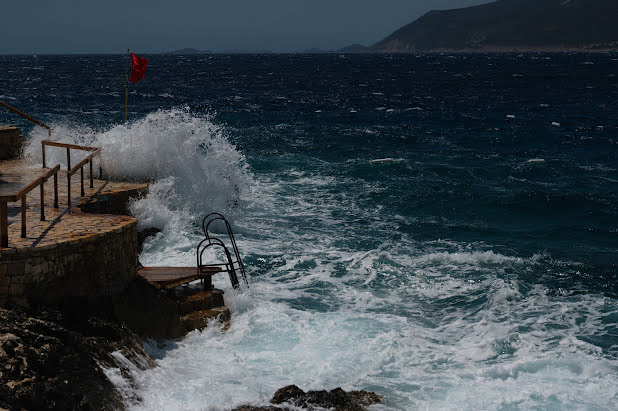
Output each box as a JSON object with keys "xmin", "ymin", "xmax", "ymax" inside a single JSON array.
[
  {"xmin": 21, "ymin": 197, "xmax": 27, "ymax": 238},
  {"xmin": 66, "ymin": 148, "xmax": 71, "ymax": 171},
  {"xmin": 99, "ymin": 164, "xmax": 103, "ymax": 179},
  {"xmin": 89, "ymin": 160, "xmax": 94, "ymax": 188},
  {"xmin": 40, "ymin": 181, "xmax": 45, "ymax": 221},
  {"xmin": 42, "ymin": 142, "xmax": 46, "ymax": 169},
  {"xmin": 0, "ymin": 202, "xmax": 8, "ymax": 248},
  {"xmin": 67, "ymin": 174, "xmax": 71, "ymax": 207},
  {"xmin": 53, "ymin": 173, "xmax": 59, "ymax": 209},
  {"xmin": 80, "ymin": 167, "xmax": 85, "ymax": 197}
]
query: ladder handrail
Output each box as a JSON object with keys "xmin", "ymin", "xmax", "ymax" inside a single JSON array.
[{"xmin": 197, "ymin": 213, "xmax": 249, "ymax": 289}]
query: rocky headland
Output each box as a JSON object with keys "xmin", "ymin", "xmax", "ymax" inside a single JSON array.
[{"xmin": 373, "ymin": 0, "xmax": 618, "ymax": 52}]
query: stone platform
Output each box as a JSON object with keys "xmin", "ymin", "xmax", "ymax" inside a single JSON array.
[{"xmin": 0, "ymin": 159, "xmax": 148, "ymax": 306}]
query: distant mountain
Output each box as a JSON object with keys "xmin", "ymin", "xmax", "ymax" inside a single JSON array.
[
  {"xmin": 167, "ymin": 48, "xmax": 212, "ymax": 55},
  {"xmin": 301, "ymin": 48, "xmax": 332, "ymax": 54},
  {"xmin": 373, "ymin": 0, "xmax": 618, "ymax": 52},
  {"xmin": 338, "ymin": 44, "xmax": 371, "ymax": 53}
]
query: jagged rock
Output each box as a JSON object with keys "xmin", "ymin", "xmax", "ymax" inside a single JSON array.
[
  {"xmin": 137, "ymin": 227, "xmax": 161, "ymax": 254},
  {"xmin": 233, "ymin": 385, "xmax": 382, "ymax": 411},
  {"xmin": 0, "ymin": 306, "xmax": 154, "ymax": 410}
]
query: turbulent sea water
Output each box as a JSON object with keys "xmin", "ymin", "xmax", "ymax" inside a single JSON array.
[{"xmin": 1, "ymin": 53, "xmax": 617, "ymax": 410}]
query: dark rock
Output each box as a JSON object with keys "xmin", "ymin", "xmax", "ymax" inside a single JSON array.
[
  {"xmin": 137, "ymin": 227, "xmax": 161, "ymax": 254},
  {"xmin": 233, "ymin": 384, "xmax": 382, "ymax": 411},
  {"xmin": 0, "ymin": 306, "xmax": 154, "ymax": 410},
  {"xmin": 113, "ymin": 276, "xmax": 187, "ymax": 340}
]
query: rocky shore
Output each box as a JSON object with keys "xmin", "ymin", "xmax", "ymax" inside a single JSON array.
[
  {"xmin": 0, "ymin": 305, "xmax": 154, "ymax": 410},
  {"xmin": 233, "ymin": 385, "xmax": 382, "ymax": 411}
]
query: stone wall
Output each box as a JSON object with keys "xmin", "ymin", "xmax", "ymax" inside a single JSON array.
[
  {"xmin": 0, "ymin": 220, "xmax": 137, "ymax": 307},
  {"xmin": 0, "ymin": 125, "xmax": 24, "ymax": 160}
]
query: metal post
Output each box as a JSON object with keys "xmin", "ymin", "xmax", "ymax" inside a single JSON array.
[
  {"xmin": 89, "ymin": 160, "xmax": 94, "ymax": 188},
  {"xmin": 0, "ymin": 202, "xmax": 8, "ymax": 247},
  {"xmin": 40, "ymin": 181, "xmax": 45, "ymax": 221},
  {"xmin": 67, "ymin": 174, "xmax": 71, "ymax": 207},
  {"xmin": 53, "ymin": 173, "xmax": 59, "ymax": 209},
  {"xmin": 66, "ymin": 148, "xmax": 71, "ymax": 171},
  {"xmin": 21, "ymin": 197, "xmax": 27, "ymax": 238},
  {"xmin": 99, "ymin": 165, "xmax": 103, "ymax": 179},
  {"xmin": 80, "ymin": 166, "xmax": 85, "ymax": 197}
]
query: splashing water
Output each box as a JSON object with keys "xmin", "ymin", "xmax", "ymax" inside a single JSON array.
[
  {"xmin": 25, "ymin": 108, "xmax": 253, "ymax": 236},
  {"xmin": 13, "ymin": 54, "xmax": 618, "ymax": 410}
]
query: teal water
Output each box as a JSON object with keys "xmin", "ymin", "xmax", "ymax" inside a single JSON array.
[{"xmin": 2, "ymin": 53, "xmax": 617, "ymax": 409}]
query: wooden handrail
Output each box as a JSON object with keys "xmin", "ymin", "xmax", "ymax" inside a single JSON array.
[
  {"xmin": 68, "ymin": 149, "xmax": 101, "ymax": 177},
  {"xmin": 0, "ymin": 165, "xmax": 61, "ymax": 202},
  {"xmin": 40, "ymin": 140, "xmax": 103, "ymax": 206},
  {"xmin": 41, "ymin": 140, "xmax": 98, "ymax": 152},
  {"xmin": 0, "ymin": 165, "xmax": 61, "ymax": 248}
]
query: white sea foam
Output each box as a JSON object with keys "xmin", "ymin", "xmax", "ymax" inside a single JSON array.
[
  {"xmin": 25, "ymin": 108, "xmax": 253, "ymax": 234},
  {"xmin": 24, "ymin": 111, "xmax": 618, "ymax": 410}
]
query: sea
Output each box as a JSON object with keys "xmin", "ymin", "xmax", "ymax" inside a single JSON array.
[{"xmin": 1, "ymin": 53, "xmax": 617, "ymax": 410}]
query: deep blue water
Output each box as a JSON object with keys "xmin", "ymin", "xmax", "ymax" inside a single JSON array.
[{"xmin": 1, "ymin": 53, "xmax": 617, "ymax": 409}]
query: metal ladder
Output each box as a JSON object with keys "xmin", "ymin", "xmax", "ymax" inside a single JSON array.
[{"xmin": 196, "ymin": 212, "xmax": 249, "ymax": 289}]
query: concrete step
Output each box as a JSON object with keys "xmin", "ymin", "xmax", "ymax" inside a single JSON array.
[
  {"xmin": 176, "ymin": 289, "xmax": 225, "ymax": 315},
  {"xmin": 180, "ymin": 306, "xmax": 230, "ymax": 331}
]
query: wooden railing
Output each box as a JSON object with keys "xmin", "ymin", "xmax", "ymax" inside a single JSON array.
[
  {"xmin": 41, "ymin": 140, "xmax": 102, "ymax": 206},
  {"xmin": 0, "ymin": 165, "xmax": 61, "ymax": 248},
  {"xmin": 0, "ymin": 102, "xmax": 106, "ymax": 248}
]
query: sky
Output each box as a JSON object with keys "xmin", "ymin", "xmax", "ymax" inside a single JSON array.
[{"xmin": 0, "ymin": 0, "xmax": 492, "ymax": 54}]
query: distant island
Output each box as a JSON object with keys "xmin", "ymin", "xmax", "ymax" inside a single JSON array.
[
  {"xmin": 165, "ymin": 48, "xmax": 212, "ymax": 55},
  {"xmin": 373, "ymin": 0, "xmax": 618, "ymax": 52}
]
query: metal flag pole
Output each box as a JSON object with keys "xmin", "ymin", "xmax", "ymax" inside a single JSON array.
[{"xmin": 125, "ymin": 49, "xmax": 130, "ymax": 123}]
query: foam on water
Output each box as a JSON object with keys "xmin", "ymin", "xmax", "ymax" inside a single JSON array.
[
  {"xmin": 25, "ymin": 108, "xmax": 253, "ymax": 235},
  {"xmin": 23, "ymin": 109, "xmax": 618, "ymax": 410},
  {"xmin": 132, "ymin": 162, "xmax": 617, "ymax": 409}
]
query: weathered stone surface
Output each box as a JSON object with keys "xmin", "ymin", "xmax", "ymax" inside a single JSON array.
[
  {"xmin": 0, "ymin": 126, "xmax": 24, "ymax": 160},
  {"xmin": 1, "ymin": 214, "xmax": 138, "ymax": 307},
  {"xmin": 180, "ymin": 306, "xmax": 230, "ymax": 331},
  {"xmin": 232, "ymin": 385, "xmax": 383, "ymax": 411},
  {"xmin": 112, "ymin": 276, "xmax": 187, "ymax": 340},
  {"xmin": 0, "ymin": 159, "xmax": 147, "ymax": 307},
  {"xmin": 0, "ymin": 306, "xmax": 154, "ymax": 410},
  {"xmin": 80, "ymin": 186, "xmax": 148, "ymax": 215},
  {"xmin": 176, "ymin": 289, "xmax": 225, "ymax": 315}
]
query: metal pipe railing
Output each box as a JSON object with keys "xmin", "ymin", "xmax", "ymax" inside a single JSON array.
[
  {"xmin": 0, "ymin": 165, "xmax": 61, "ymax": 248},
  {"xmin": 0, "ymin": 101, "xmax": 52, "ymax": 140},
  {"xmin": 40, "ymin": 141, "xmax": 102, "ymax": 207}
]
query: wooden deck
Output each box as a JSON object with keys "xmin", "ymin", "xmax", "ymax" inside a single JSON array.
[{"xmin": 138, "ymin": 266, "xmax": 221, "ymax": 290}]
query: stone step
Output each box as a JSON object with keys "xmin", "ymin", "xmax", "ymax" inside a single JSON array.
[
  {"xmin": 176, "ymin": 289, "xmax": 224, "ymax": 315},
  {"xmin": 180, "ymin": 306, "xmax": 230, "ymax": 331}
]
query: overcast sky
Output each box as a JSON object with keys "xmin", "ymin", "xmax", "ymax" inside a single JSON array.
[{"xmin": 1, "ymin": 0, "xmax": 492, "ymax": 54}]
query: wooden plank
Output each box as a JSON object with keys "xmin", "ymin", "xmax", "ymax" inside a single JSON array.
[{"xmin": 138, "ymin": 266, "xmax": 222, "ymax": 290}]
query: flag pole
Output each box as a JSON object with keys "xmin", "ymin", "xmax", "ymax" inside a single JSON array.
[{"xmin": 125, "ymin": 49, "xmax": 129, "ymax": 123}]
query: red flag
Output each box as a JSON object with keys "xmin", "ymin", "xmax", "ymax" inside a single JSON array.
[{"xmin": 129, "ymin": 52, "xmax": 148, "ymax": 83}]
